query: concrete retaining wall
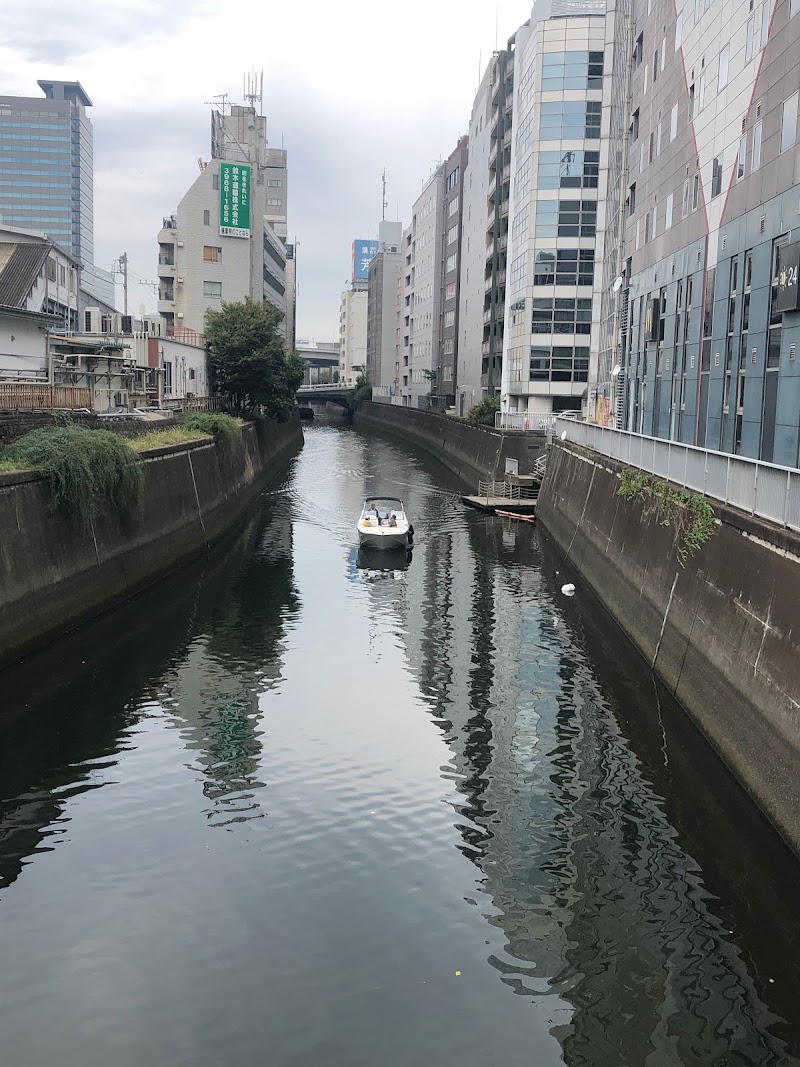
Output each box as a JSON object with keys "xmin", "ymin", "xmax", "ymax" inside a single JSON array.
[
  {"xmin": 537, "ymin": 441, "xmax": 800, "ymax": 853},
  {"xmin": 0, "ymin": 416, "xmax": 302, "ymax": 668},
  {"xmin": 354, "ymin": 401, "xmax": 545, "ymax": 485}
]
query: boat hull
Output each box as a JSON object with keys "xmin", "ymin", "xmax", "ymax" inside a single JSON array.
[{"xmin": 358, "ymin": 529, "xmax": 409, "ymax": 551}]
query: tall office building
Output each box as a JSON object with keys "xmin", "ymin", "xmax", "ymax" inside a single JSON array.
[
  {"xmin": 157, "ymin": 103, "xmax": 288, "ymax": 340},
  {"xmin": 437, "ymin": 137, "xmax": 469, "ymax": 411},
  {"xmin": 501, "ymin": 0, "xmax": 609, "ymax": 416},
  {"xmin": 0, "ymin": 79, "xmax": 115, "ymax": 308},
  {"xmin": 483, "ymin": 44, "xmax": 516, "ymax": 398},
  {"xmin": 339, "ymin": 285, "xmax": 368, "ymax": 385},
  {"xmin": 402, "ymin": 168, "xmax": 445, "ymax": 407},
  {"xmin": 599, "ymin": 0, "xmax": 800, "ymax": 466},
  {"xmin": 459, "ymin": 62, "xmax": 497, "ymax": 413},
  {"xmin": 366, "ymin": 220, "xmax": 403, "ymax": 391}
]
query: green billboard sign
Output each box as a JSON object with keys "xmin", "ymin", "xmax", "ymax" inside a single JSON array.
[{"xmin": 219, "ymin": 162, "xmax": 251, "ymax": 238}]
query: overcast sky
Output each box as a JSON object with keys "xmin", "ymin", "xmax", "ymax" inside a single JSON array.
[{"xmin": 2, "ymin": 0, "xmax": 529, "ymax": 341}]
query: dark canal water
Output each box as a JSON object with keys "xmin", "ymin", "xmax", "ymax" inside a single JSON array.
[{"xmin": 2, "ymin": 423, "xmax": 800, "ymax": 1066}]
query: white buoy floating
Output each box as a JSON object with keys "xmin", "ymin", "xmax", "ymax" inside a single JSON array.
[{"xmin": 561, "ymin": 583, "xmax": 575, "ymax": 596}]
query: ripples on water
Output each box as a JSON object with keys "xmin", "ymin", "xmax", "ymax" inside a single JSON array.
[{"xmin": 0, "ymin": 422, "xmax": 799, "ymax": 1066}]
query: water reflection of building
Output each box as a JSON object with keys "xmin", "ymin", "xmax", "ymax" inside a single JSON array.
[
  {"xmin": 397, "ymin": 506, "xmax": 796, "ymax": 1062},
  {"xmin": 154, "ymin": 506, "xmax": 299, "ymax": 828},
  {"xmin": 0, "ymin": 514, "xmax": 275, "ymax": 892}
]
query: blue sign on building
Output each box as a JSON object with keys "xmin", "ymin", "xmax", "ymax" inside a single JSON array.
[{"xmin": 352, "ymin": 239, "xmax": 379, "ymax": 282}]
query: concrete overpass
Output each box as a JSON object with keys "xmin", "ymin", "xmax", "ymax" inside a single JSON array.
[{"xmin": 296, "ymin": 383, "xmax": 353, "ymax": 418}]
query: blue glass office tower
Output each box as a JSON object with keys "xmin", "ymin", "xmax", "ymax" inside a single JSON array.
[{"xmin": 0, "ymin": 80, "xmax": 94, "ymax": 273}]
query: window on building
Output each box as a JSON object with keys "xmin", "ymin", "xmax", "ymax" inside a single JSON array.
[
  {"xmin": 791, "ymin": 0, "xmax": 800, "ymax": 16},
  {"xmin": 540, "ymin": 51, "xmax": 604, "ymax": 90},
  {"xmin": 46, "ymin": 257, "xmax": 56, "ymax": 282},
  {"xmin": 443, "ymin": 310, "xmax": 455, "ymax": 327},
  {"xmin": 532, "ymin": 297, "xmax": 593, "ymax": 335},
  {"xmin": 537, "ymin": 150, "xmax": 600, "ymax": 189},
  {"xmin": 670, "ymin": 104, "xmax": 678, "ymax": 141},
  {"xmin": 657, "ymin": 122, "xmax": 663, "ymax": 156},
  {"xmin": 448, "ymin": 197, "xmax": 459, "ymax": 217},
  {"xmin": 682, "ymin": 177, "xmax": 691, "ymax": 217},
  {"xmin": 645, "ymin": 210, "xmax": 652, "ymax": 243},
  {"xmin": 540, "ymin": 100, "xmax": 602, "ymax": 140},
  {"xmin": 781, "ymin": 92, "xmax": 799, "ymax": 152},
  {"xmin": 628, "ymin": 182, "xmax": 636, "ymax": 215},
  {"xmin": 746, "ymin": 15, "xmax": 756, "ymax": 60},
  {"xmin": 633, "ymin": 33, "xmax": 644, "ymax": 68},
  {"xmin": 716, "ymin": 44, "xmax": 731, "ymax": 93},
  {"xmin": 533, "ymin": 249, "xmax": 594, "ymax": 286},
  {"xmin": 164, "ymin": 361, "xmax": 173, "ymax": 395},
  {"xmin": 752, "ymin": 120, "xmax": 763, "ymax": 168},
  {"xmin": 630, "ymin": 108, "xmax": 640, "ymax": 141},
  {"xmin": 203, "ymin": 245, "xmax": 222, "ymax": 262},
  {"xmin": 445, "ymin": 281, "xmax": 456, "ymax": 300},
  {"xmin": 446, "ymin": 253, "xmax": 457, "ymax": 272},
  {"xmin": 59, "ymin": 264, "xmax": 66, "ymax": 286},
  {"xmin": 203, "ymin": 280, "xmax": 222, "ymax": 297},
  {"xmin": 649, "ymin": 130, "xmax": 655, "ymax": 163},
  {"xmin": 203, "ymin": 209, "xmax": 210, "ymax": 226},
  {"xmin": 213, "ymin": 173, "xmax": 219, "ymax": 191},
  {"xmin": 267, "ymin": 179, "xmax": 282, "ymax": 187},
  {"xmin": 689, "ymin": 83, "xmax": 695, "ymax": 121},
  {"xmin": 530, "ymin": 344, "xmax": 590, "ymax": 382},
  {"xmin": 675, "ymin": 13, "xmax": 683, "ymax": 48},
  {"xmin": 535, "ymin": 199, "xmax": 597, "ymax": 237},
  {"xmin": 511, "ymin": 204, "xmax": 530, "ymax": 240},
  {"xmin": 267, "ymin": 197, "xmax": 283, "ymax": 206},
  {"xmin": 737, "ymin": 134, "xmax": 747, "ymax": 179},
  {"xmin": 711, "ymin": 157, "xmax": 723, "ymax": 197},
  {"xmin": 665, "ymin": 192, "xmax": 674, "ymax": 229},
  {"xmin": 653, "ymin": 48, "xmax": 660, "ymax": 82},
  {"xmin": 510, "ymin": 253, "xmax": 527, "ymax": 290},
  {"xmin": 692, "ymin": 173, "xmax": 700, "ymax": 211},
  {"xmin": 447, "ymin": 224, "xmax": 458, "ymax": 245}
]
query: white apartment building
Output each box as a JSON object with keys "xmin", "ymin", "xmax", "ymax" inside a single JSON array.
[
  {"xmin": 501, "ymin": 0, "xmax": 610, "ymax": 416},
  {"xmin": 157, "ymin": 104, "xmax": 288, "ymax": 341},
  {"xmin": 458, "ymin": 62, "xmax": 497, "ymax": 413},
  {"xmin": 339, "ymin": 285, "xmax": 368, "ymax": 385},
  {"xmin": 403, "ymin": 168, "xmax": 445, "ymax": 407}
]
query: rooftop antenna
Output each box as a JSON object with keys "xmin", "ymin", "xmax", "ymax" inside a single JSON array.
[
  {"xmin": 243, "ymin": 68, "xmax": 263, "ymax": 114},
  {"xmin": 381, "ymin": 169, "xmax": 387, "ymax": 221},
  {"xmin": 204, "ymin": 92, "xmax": 230, "ymax": 115}
]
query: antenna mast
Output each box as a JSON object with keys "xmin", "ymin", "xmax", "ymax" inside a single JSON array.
[
  {"xmin": 381, "ymin": 169, "xmax": 387, "ymax": 222},
  {"xmin": 243, "ymin": 69, "xmax": 264, "ymax": 113}
]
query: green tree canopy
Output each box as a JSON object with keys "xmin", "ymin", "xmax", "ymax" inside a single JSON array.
[{"xmin": 205, "ymin": 298, "xmax": 305, "ymax": 422}]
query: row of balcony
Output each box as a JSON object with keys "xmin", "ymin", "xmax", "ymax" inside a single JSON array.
[{"xmin": 484, "ymin": 270, "xmax": 506, "ymax": 291}]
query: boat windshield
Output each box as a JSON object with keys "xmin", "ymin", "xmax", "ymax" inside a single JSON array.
[{"xmin": 362, "ymin": 499, "xmax": 404, "ymax": 518}]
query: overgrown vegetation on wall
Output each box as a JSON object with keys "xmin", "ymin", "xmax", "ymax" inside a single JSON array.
[
  {"xmin": 0, "ymin": 426, "xmax": 144, "ymax": 525},
  {"xmin": 181, "ymin": 413, "xmax": 242, "ymax": 456},
  {"xmin": 617, "ymin": 468, "xmax": 716, "ymax": 565},
  {"xmin": 0, "ymin": 413, "xmax": 245, "ymax": 524},
  {"xmin": 350, "ymin": 374, "xmax": 372, "ymax": 411}
]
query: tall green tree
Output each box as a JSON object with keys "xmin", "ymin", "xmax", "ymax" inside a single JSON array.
[{"xmin": 204, "ymin": 298, "xmax": 305, "ymax": 422}]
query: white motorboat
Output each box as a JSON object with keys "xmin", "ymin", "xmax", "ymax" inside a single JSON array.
[{"xmin": 357, "ymin": 497, "xmax": 413, "ymax": 551}]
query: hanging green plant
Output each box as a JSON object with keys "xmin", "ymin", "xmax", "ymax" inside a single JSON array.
[{"xmin": 617, "ymin": 468, "xmax": 716, "ymax": 565}]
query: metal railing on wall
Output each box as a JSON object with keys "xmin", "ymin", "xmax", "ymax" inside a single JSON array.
[
  {"xmin": 557, "ymin": 417, "xmax": 800, "ymax": 532},
  {"xmin": 496, "ymin": 411, "xmax": 580, "ymax": 431}
]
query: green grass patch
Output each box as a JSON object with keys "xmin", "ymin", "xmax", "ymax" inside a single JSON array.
[
  {"xmin": 179, "ymin": 413, "xmax": 242, "ymax": 456},
  {"xmin": 128, "ymin": 427, "xmax": 211, "ymax": 452},
  {"xmin": 2, "ymin": 426, "xmax": 144, "ymax": 525},
  {"xmin": 617, "ymin": 468, "xmax": 717, "ymax": 565}
]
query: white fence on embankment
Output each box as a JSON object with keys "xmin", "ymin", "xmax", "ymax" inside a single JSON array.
[{"xmin": 557, "ymin": 417, "xmax": 800, "ymax": 532}]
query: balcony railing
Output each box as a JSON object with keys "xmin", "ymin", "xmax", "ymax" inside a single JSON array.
[{"xmin": 158, "ymin": 253, "xmax": 175, "ymax": 265}]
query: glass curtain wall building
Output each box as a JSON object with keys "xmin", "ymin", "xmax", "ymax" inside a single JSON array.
[{"xmin": 0, "ymin": 81, "xmax": 93, "ymax": 271}]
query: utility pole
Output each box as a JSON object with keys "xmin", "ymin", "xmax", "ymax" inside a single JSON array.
[{"xmin": 117, "ymin": 252, "xmax": 128, "ymax": 314}]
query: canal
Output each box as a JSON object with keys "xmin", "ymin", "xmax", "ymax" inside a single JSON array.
[{"xmin": 1, "ymin": 423, "xmax": 800, "ymax": 1066}]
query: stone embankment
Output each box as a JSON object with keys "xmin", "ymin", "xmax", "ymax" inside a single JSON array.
[
  {"xmin": 0, "ymin": 416, "xmax": 303, "ymax": 668},
  {"xmin": 354, "ymin": 401, "xmax": 544, "ymax": 484},
  {"xmin": 536, "ymin": 440, "xmax": 800, "ymax": 855}
]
